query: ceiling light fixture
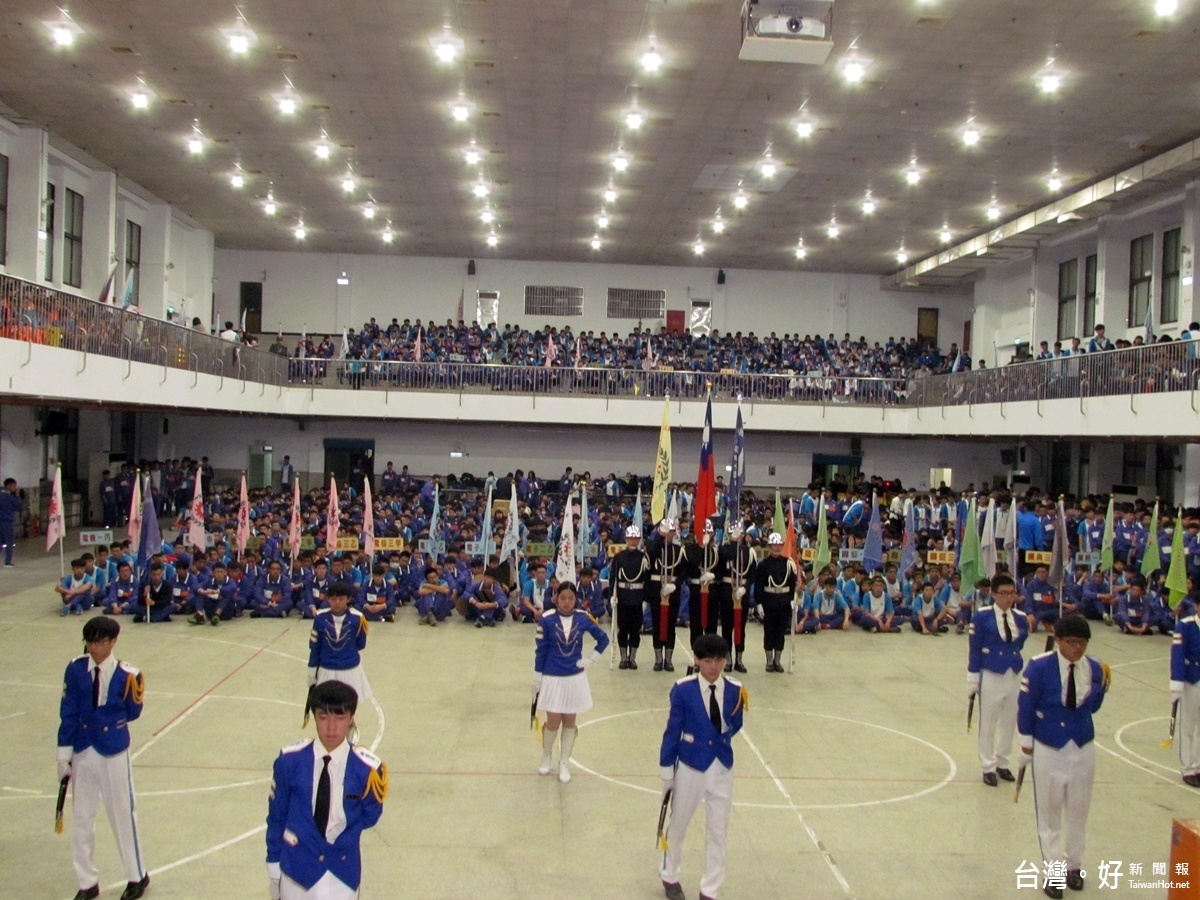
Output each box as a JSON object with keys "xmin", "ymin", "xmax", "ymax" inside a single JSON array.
[
  {"xmin": 220, "ymin": 22, "xmax": 257, "ymax": 55},
  {"xmin": 472, "ymin": 181, "xmax": 490, "ymax": 198},
  {"xmin": 840, "ymin": 55, "xmax": 868, "ymax": 84},
  {"xmin": 481, "ymin": 209, "xmax": 496, "ymax": 224},
  {"xmin": 794, "ymin": 240, "xmax": 808, "ymax": 260},
  {"xmin": 1047, "ymin": 171, "xmax": 1063, "ymax": 192},
  {"xmin": 641, "ymin": 42, "xmax": 663, "ymax": 73},
  {"xmin": 986, "ymin": 203, "xmax": 1001, "ymax": 221},
  {"xmin": 1156, "ymin": 0, "xmax": 1180, "ymax": 14},
  {"xmin": 896, "ymin": 248, "xmax": 909, "ymax": 264},
  {"xmin": 827, "ymin": 222, "xmax": 840, "ymax": 239},
  {"xmin": 861, "ymin": 198, "xmax": 876, "ymax": 215},
  {"xmin": 693, "ymin": 239, "xmax": 705, "ymax": 255},
  {"xmin": 591, "ymin": 235, "xmax": 602, "ymax": 250},
  {"xmin": 463, "ymin": 142, "xmax": 481, "ymax": 165},
  {"xmin": 712, "ymin": 215, "xmax": 725, "ymax": 234},
  {"xmin": 597, "ymin": 213, "xmax": 610, "ymax": 229},
  {"xmin": 486, "ymin": 233, "xmax": 499, "ymax": 247},
  {"xmin": 962, "ymin": 127, "xmax": 981, "ymax": 146},
  {"xmin": 294, "ymin": 221, "xmax": 307, "ymax": 240},
  {"xmin": 940, "ymin": 228, "xmax": 952, "ymax": 243},
  {"xmin": 905, "ymin": 167, "xmax": 922, "ymax": 185},
  {"xmin": 314, "ymin": 140, "xmax": 332, "ymax": 160},
  {"xmin": 448, "ymin": 98, "xmax": 475, "ymax": 122},
  {"xmin": 624, "ymin": 107, "xmax": 646, "ymax": 130},
  {"xmin": 760, "ymin": 153, "xmax": 778, "ymax": 179},
  {"xmin": 611, "ymin": 151, "xmax": 631, "ymax": 172},
  {"xmin": 430, "ymin": 30, "xmax": 464, "ymax": 63},
  {"xmin": 794, "ymin": 119, "xmax": 815, "ymax": 138},
  {"xmin": 263, "ymin": 194, "xmax": 277, "ymax": 216},
  {"xmin": 46, "ymin": 19, "xmax": 83, "ymax": 47},
  {"xmin": 1035, "ymin": 61, "xmax": 1066, "ymax": 95},
  {"xmin": 129, "ymin": 86, "xmax": 154, "ymax": 110},
  {"xmin": 187, "ymin": 136, "xmax": 205, "ymax": 155},
  {"xmin": 363, "ymin": 203, "xmax": 377, "ymax": 220},
  {"xmin": 603, "ymin": 186, "xmax": 617, "ymax": 203},
  {"xmin": 382, "ymin": 226, "xmax": 395, "ymax": 244},
  {"xmin": 230, "ymin": 172, "xmax": 245, "ymax": 189},
  {"xmin": 342, "ymin": 174, "xmax": 356, "ymax": 193},
  {"xmin": 732, "ymin": 191, "xmax": 749, "ymax": 210}
]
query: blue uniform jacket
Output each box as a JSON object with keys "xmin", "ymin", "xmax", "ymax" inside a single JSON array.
[
  {"xmin": 58, "ymin": 656, "xmax": 144, "ymax": 756},
  {"xmin": 967, "ymin": 607, "xmax": 1028, "ymax": 675},
  {"xmin": 308, "ymin": 608, "xmax": 368, "ymax": 671},
  {"xmin": 533, "ymin": 610, "xmax": 610, "ymax": 676},
  {"xmin": 266, "ymin": 740, "xmax": 386, "ymax": 891},
  {"xmin": 1171, "ymin": 614, "xmax": 1200, "ymax": 685},
  {"xmin": 660, "ymin": 675, "xmax": 746, "ymax": 773},
  {"xmin": 1017, "ymin": 651, "xmax": 1108, "ymax": 749}
]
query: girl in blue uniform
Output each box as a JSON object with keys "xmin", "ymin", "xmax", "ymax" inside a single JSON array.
[{"xmin": 532, "ymin": 582, "xmax": 610, "ymax": 783}]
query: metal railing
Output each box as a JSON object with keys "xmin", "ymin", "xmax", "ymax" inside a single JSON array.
[{"xmin": 905, "ymin": 342, "xmax": 1200, "ymax": 407}]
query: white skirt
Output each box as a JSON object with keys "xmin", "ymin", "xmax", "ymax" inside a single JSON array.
[
  {"xmin": 316, "ymin": 664, "xmax": 373, "ymax": 700},
  {"xmin": 537, "ymin": 671, "xmax": 593, "ymax": 715}
]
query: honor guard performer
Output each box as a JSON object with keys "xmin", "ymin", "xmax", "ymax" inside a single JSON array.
[
  {"xmin": 1170, "ymin": 598, "xmax": 1200, "ymax": 787},
  {"xmin": 1017, "ymin": 614, "xmax": 1111, "ymax": 898},
  {"xmin": 266, "ymin": 681, "xmax": 387, "ymax": 900},
  {"xmin": 716, "ymin": 523, "xmax": 755, "ymax": 673},
  {"xmin": 532, "ymin": 581, "xmax": 611, "ymax": 783},
  {"xmin": 646, "ymin": 518, "xmax": 686, "ymax": 672},
  {"xmin": 967, "ymin": 574, "xmax": 1029, "ymax": 786},
  {"xmin": 754, "ymin": 533, "xmax": 797, "ymax": 673},
  {"xmin": 611, "ymin": 525, "xmax": 652, "ymax": 670},
  {"xmin": 308, "ymin": 583, "xmax": 372, "ymax": 700},
  {"xmin": 57, "ymin": 616, "xmax": 150, "ymax": 900},
  {"xmin": 659, "ymin": 635, "xmax": 747, "ymax": 900},
  {"xmin": 682, "ymin": 520, "xmax": 724, "ymax": 648}
]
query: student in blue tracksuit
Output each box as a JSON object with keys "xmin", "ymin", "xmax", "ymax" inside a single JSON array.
[
  {"xmin": 463, "ymin": 566, "xmax": 508, "ymax": 626},
  {"xmin": 308, "ymin": 583, "xmax": 371, "ymax": 701},
  {"xmin": 190, "ymin": 561, "xmax": 239, "ymax": 624},
  {"xmin": 1170, "ymin": 599, "xmax": 1200, "ymax": 787},
  {"xmin": 57, "ymin": 616, "xmax": 150, "ymax": 900},
  {"xmin": 967, "ymin": 573, "xmax": 1029, "ymax": 786},
  {"xmin": 659, "ymin": 634, "xmax": 747, "ymax": 900},
  {"xmin": 266, "ymin": 681, "xmax": 386, "ymax": 900},
  {"xmin": 1017, "ymin": 615, "xmax": 1110, "ymax": 897},
  {"xmin": 356, "ymin": 565, "xmax": 396, "ymax": 622},
  {"xmin": 532, "ymin": 581, "xmax": 610, "ymax": 783}
]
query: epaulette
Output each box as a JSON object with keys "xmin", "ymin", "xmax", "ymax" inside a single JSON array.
[
  {"xmin": 732, "ymin": 682, "xmax": 750, "ymax": 714},
  {"xmin": 726, "ymin": 675, "xmax": 743, "ymax": 689},
  {"xmin": 121, "ymin": 665, "xmax": 145, "ymax": 703},
  {"xmin": 118, "ymin": 661, "xmax": 141, "ymax": 677},
  {"xmin": 354, "ymin": 746, "xmax": 382, "ymax": 768},
  {"xmin": 314, "ymin": 607, "xmax": 331, "ymax": 617},
  {"xmin": 1032, "ymin": 650, "xmax": 1055, "ymax": 661},
  {"xmin": 1183, "ymin": 615, "xmax": 1197, "ymax": 625},
  {"xmin": 674, "ymin": 673, "xmax": 699, "ymax": 686},
  {"xmin": 280, "ymin": 739, "xmax": 312, "ymax": 755}
]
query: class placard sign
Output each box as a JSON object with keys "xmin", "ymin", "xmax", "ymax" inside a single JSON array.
[
  {"xmin": 462, "ymin": 541, "xmax": 485, "ymax": 556},
  {"xmin": 79, "ymin": 529, "xmax": 114, "ymax": 546},
  {"xmin": 607, "ymin": 542, "xmax": 626, "ymax": 558},
  {"xmin": 374, "ymin": 537, "xmax": 405, "ymax": 552},
  {"xmin": 838, "ymin": 548, "xmax": 864, "ymax": 562},
  {"xmin": 926, "ymin": 550, "xmax": 957, "ymax": 565},
  {"xmin": 299, "ymin": 536, "xmax": 316, "ymax": 551},
  {"xmin": 335, "ymin": 537, "xmax": 361, "ymax": 551},
  {"xmin": 418, "ymin": 539, "xmax": 446, "ymax": 556},
  {"xmin": 886, "ymin": 549, "xmax": 901, "ymax": 562},
  {"xmin": 1075, "ymin": 551, "xmax": 1100, "ymax": 567},
  {"xmin": 524, "ymin": 542, "xmax": 556, "ymax": 557},
  {"xmin": 800, "ymin": 548, "xmax": 815, "ymax": 561},
  {"xmin": 1025, "ymin": 550, "xmax": 1054, "ymax": 565}
]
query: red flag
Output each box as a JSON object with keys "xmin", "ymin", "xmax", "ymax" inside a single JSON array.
[
  {"xmin": 362, "ymin": 476, "xmax": 375, "ymax": 561},
  {"xmin": 45, "ymin": 465, "xmax": 66, "ymax": 551},
  {"xmin": 236, "ymin": 473, "xmax": 251, "ymax": 557},
  {"xmin": 288, "ymin": 477, "xmax": 301, "ymax": 561},
  {"xmin": 187, "ymin": 469, "xmax": 206, "ymax": 552},
  {"xmin": 784, "ymin": 501, "xmax": 798, "ymax": 565},
  {"xmin": 692, "ymin": 396, "xmax": 716, "ymax": 529},
  {"xmin": 325, "ymin": 475, "xmax": 339, "ymax": 552}
]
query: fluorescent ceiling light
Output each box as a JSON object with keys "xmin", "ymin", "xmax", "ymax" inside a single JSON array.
[
  {"xmin": 641, "ymin": 45, "xmax": 663, "ymax": 73},
  {"xmin": 486, "ymin": 233, "xmax": 498, "ymax": 247}
]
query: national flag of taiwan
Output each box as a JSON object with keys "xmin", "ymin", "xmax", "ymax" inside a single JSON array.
[
  {"xmin": 728, "ymin": 400, "xmax": 745, "ymax": 524},
  {"xmin": 693, "ymin": 396, "xmax": 716, "ymax": 532}
]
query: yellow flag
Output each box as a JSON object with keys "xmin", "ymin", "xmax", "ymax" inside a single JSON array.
[{"xmin": 651, "ymin": 396, "xmax": 672, "ymax": 524}]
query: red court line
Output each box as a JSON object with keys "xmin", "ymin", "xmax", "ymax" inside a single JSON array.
[{"xmin": 150, "ymin": 627, "xmax": 292, "ymax": 738}]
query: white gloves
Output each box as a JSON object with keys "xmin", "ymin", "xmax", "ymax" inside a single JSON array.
[
  {"xmin": 268, "ymin": 877, "xmax": 281, "ymax": 900},
  {"xmin": 576, "ymin": 649, "xmax": 602, "ymax": 669},
  {"xmin": 734, "ymin": 587, "xmax": 746, "ymax": 601},
  {"xmin": 56, "ymin": 757, "xmax": 72, "ymax": 781},
  {"xmin": 967, "ymin": 673, "xmax": 981, "ymax": 699},
  {"xmin": 1018, "ymin": 747, "xmax": 1033, "ymax": 769},
  {"xmin": 531, "ymin": 672, "xmax": 543, "ymax": 695},
  {"xmin": 699, "ymin": 572, "xmax": 715, "ymax": 585},
  {"xmin": 306, "ymin": 667, "xmax": 317, "ymax": 687},
  {"xmin": 661, "ymin": 776, "xmax": 673, "ymax": 796},
  {"xmin": 660, "ymin": 584, "xmax": 676, "ymax": 598},
  {"xmin": 1170, "ymin": 682, "xmax": 1184, "ymax": 703}
]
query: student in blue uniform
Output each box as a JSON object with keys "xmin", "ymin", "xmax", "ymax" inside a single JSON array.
[
  {"xmin": 133, "ymin": 562, "xmax": 175, "ymax": 623},
  {"xmin": 1017, "ymin": 615, "xmax": 1111, "ymax": 898},
  {"xmin": 532, "ymin": 581, "xmax": 610, "ymax": 783},
  {"xmin": 856, "ymin": 575, "xmax": 901, "ymax": 632},
  {"xmin": 190, "ymin": 560, "xmax": 239, "ymax": 624},
  {"xmin": 463, "ymin": 566, "xmax": 507, "ymax": 626},
  {"xmin": 356, "ymin": 565, "xmax": 396, "ymax": 623},
  {"xmin": 659, "ymin": 634, "xmax": 747, "ymax": 900},
  {"xmin": 1170, "ymin": 596, "xmax": 1200, "ymax": 787},
  {"xmin": 1114, "ymin": 575, "xmax": 1153, "ymax": 635},
  {"xmin": 266, "ymin": 681, "xmax": 387, "ymax": 900},
  {"xmin": 308, "ymin": 583, "xmax": 372, "ymax": 701},
  {"xmin": 57, "ymin": 558, "xmax": 96, "ymax": 616},
  {"xmin": 416, "ymin": 565, "xmax": 454, "ymax": 625},
  {"xmin": 57, "ymin": 616, "xmax": 150, "ymax": 900},
  {"xmin": 253, "ymin": 559, "xmax": 294, "ymax": 618},
  {"xmin": 1022, "ymin": 564, "xmax": 1059, "ymax": 633},
  {"xmin": 968, "ymin": 573, "xmax": 1029, "ymax": 787},
  {"xmin": 104, "ymin": 561, "xmax": 139, "ymax": 615}
]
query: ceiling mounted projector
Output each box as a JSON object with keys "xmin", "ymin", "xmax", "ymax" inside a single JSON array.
[{"xmin": 739, "ymin": 0, "xmax": 834, "ymax": 65}]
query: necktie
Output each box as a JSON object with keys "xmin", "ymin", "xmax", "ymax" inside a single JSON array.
[
  {"xmin": 92, "ymin": 667, "xmax": 101, "ymax": 709},
  {"xmin": 709, "ymin": 685, "xmax": 721, "ymax": 731},
  {"xmin": 314, "ymin": 755, "xmax": 331, "ymax": 837},
  {"xmin": 1066, "ymin": 663, "xmax": 1077, "ymax": 710},
  {"xmin": 1003, "ymin": 612, "xmax": 1013, "ymax": 643}
]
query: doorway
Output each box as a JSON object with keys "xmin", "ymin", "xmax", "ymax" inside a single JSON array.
[
  {"xmin": 917, "ymin": 307, "xmax": 939, "ymax": 347},
  {"xmin": 239, "ymin": 282, "xmax": 263, "ymax": 334},
  {"xmin": 323, "ymin": 439, "xmax": 376, "ymax": 495},
  {"xmin": 812, "ymin": 454, "xmax": 861, "ymax": 494}
]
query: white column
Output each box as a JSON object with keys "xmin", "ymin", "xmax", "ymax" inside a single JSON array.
[
  {"xmin": 1181, "ymin": 180, "xmax": 1199, "ymax": 328},
  {"xmin": 7, "ymin": 127, "xmax": 48, "ymax": 282},
  {"xmin": 83, "ymin": 169, "xmax": 117, "ymax": 300},
  {"xmin": 139, "ymin": 201, "xmax": 171, "ymax": 320}
]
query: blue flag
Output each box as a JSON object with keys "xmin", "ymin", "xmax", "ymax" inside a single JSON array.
[
  {"xmin": 862, "ymin": 492, "xmax": 884, "ymax": 575},
  {"xmin": 728, "ymin": 401, "xmax": 745, "ymax": 523},
  {"xmin": 898, "ymin": 499, "xmax": 917, "ymax": 576},
  {"xmin": 136, "ymin": 493, "xmax": 161, "ymax": 573}
]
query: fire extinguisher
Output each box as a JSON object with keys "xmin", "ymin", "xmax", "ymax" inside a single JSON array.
[{"xmin": 25, "ymin": 513, "xmax": 40, "ymax": 538}]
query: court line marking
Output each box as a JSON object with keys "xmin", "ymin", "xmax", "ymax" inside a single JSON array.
[
  {"xmin": 1110, "ymin": 655, "xmax": 1169, "ymax": 669},
  {"xmin": 131, "ymin": 696, "xmax": 208, "ymax": 761},
  {"xmin": 1112, "ymin": 716, "xmax": 1178, "ymax": 774},
  {"xmin": 0, "ymin": 711, "xmax": 26, "ymax": 722}
]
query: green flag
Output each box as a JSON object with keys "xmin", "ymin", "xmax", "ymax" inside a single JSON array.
[
  {"xmin": 1140, "ymin": 499, "xmax": 1161, "ymax": 577},
  {"xmin": 1099, "ymin": 497, "xmax": 1115, "ymax": 572},
  {"xmin": 814, "ymin": 492, "xmax": 831, "ymax": 574},
  {"xmin": 1165, "ymin": 506, "xmax": 1188, "ymax": 609},
  {"xmin": 958, "ymin": 498, "xmax": 982, "ymax": 591},
  {"xmin": 773, "ymin": 489, "xmax": 785, "ymax": 537}
]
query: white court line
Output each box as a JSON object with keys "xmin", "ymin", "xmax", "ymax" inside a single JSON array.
[
  {"xmin": 0, "ymin": 711, "xmax": 26, "ymax": 721},
  {"xmin": 190, "ymin": 634, "xmax": 308, "ymax": 663},
  {"xmin": 1110, "ymin": 656, "xmax": 1168, "ymax": 670},
  {"xmin": 1094, "ymin": 738, "xmax": 1193, "ymax": 791},
  {"xmin": 131, "ymin": 695, "xmax": 209, "ymax": 761},
  {"xmin": 1113, "ymin": 716, "xmax": 1178, "ymax": 774},
  {"xmin": 1, "ymin": 786, "xmax": 39, "ymax": 794}
]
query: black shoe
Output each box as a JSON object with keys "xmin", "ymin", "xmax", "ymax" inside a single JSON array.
[
  {"xmin": 653, "ymin": 660, "xmax": 664, "ymax": 672},
  {"xmin": 734, "ymin": 661, "xmax": 747, "ymax": 673},
  {"xmin": 982, "ymin": 772, "xmax": 999, "ymax": 786},
  {"xmin": 1066, "ymin": 870, "xmax": 1084, "ymax": 891},
  {"xmin": 629, "ymin": 659, "xmax": 638, "ymax": 670},
  {"xmin": 996, "ymin": 768, "xmax": 1015, "ymax": 782},
  {"xmin": 618, "ymin": 659, "xmax": 629, "ymax": 670},
  {"xmin": 1044, "ymin": 885, "xmax": 1064, "ymax": 899},
  {"xmin": 663, "ymin": 881, "xmax": 685, "ymax": 900},
  {"xmin": 249, "ymin": 610, "xmax": 263, "ymax": 618},
  {"xmin": 73, "ymin": 887, "xmax": 100, "ymax": 900},
  {"xmin": 663, "ymin": 660, "xmax": 675, "ymax": 672},
  {"xmin": 121, "ymin": 874, "xmax": 150, "ymax": 900},
  {"xmin": 1184, "ymin": 774, "xmax": 1200, "ymax": 788},
  {"xmin": 724, "ymin": 661, "xmax": 733, "ymax": 672}
]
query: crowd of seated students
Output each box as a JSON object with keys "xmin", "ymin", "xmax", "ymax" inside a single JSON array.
[{"xmin": 53, "ymin": 458, "xmax": 1199, "ymax": 646}]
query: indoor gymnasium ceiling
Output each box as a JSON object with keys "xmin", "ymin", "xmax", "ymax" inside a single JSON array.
[{"xmin": 0, "ymin": 0, "xmax": 1197, "ymax": 276}]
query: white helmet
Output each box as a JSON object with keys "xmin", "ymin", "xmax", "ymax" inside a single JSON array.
[
  {"xmin": 767, "ymin": 532, "xmax": 784, "ymax": 545},
  {"xmin": 728, "ymin": 523, "xmax": 744, "ymax": 538},
  {"xmin": 625, "ymin": 525, "xmax": 642, "ymax": 539},
  {"xmin": 658, "ymin": 517, "xmax": 676, "ymax": 535}
]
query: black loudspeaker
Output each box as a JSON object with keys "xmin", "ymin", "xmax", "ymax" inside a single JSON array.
[
  {"xmin": 717, "ymin": 268, "xmax": 726, "ymax": 285},
  {"xmin": 41, "ymin": 410, "xmax": 69, "ymax": 435},
  {"xmin": 467, "ymin": 259, "xmax": 476, "ymax": 276},
  {"xmin": 850, "ymin": 436, "xmax": 863, "ymax": 457},
  {"xmin": 163, "ymin": 418, "xmax": 169, "ymax": 435}
]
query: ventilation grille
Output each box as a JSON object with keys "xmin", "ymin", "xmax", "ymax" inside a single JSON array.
[
  {"xmin": 524, "ymin": 285, "xmax": 583, "ymax": 317},
  {"xmin": 607, "ymin": 287, "xmax": 665, "ymax": 319}
]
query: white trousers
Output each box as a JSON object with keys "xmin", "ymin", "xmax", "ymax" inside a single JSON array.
[
  {"xmin": 1179, "ymin": 682, "xmax": 1200, "ymax": 777},
  {"xmin": 71, "ymin": 746, "xmax": 146, "ymax": 889},
  {"xmin": 977, "ymin": 669, "xmax": 1020, "ymax": 772},
  {"xmin": 282, "ymin": 872, "xmax": 358, "ymax": 899},
  {"xmin": 660, "ymin": 760, "xmax": 732, "ymax": 899},
  {"xmin": 1031, "ymin": 739, "xmax": 1095, "ymax": 871}
]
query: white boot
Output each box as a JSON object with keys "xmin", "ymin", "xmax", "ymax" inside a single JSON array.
[
  {"xmin": 558, "ymin": 726, "xmax": 577, "ymax": 783},
  {"xmin": 539, "ymin": 727, "xmax": 556, "ymax": 775}
]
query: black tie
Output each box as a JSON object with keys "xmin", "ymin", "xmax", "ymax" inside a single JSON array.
[
  {"xmin": 314, "ymin": 755, "xmax": 331, "ymax": 837},
  {"xmin": 709, "ymin": 685, "xmax": 721, "ymax": 731},
  {"xmin": 92, "ymin": 667, "xmax": 101, "ymax": 709},
  {"xmin": 1066, "ymin": 663, "xmax": 1077, "ymax": 710},
  {"xmin": 1003, "ymin": 613, "xmax": 1013, "ymax": 644}
]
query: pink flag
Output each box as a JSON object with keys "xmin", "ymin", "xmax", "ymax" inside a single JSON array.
[
  {"xmin": 127, "ymin": 472, "xmax": 144, "ymax": 552},
  {"xmin": 187, "ymin": 469, "xmax": 206, "ymax": 552},
  {"xmin": 236, "ymin": 473, "xmax": 251, "ymax": 557},
  {"xmin": 287, "ymin": 477, "xmax": 301, "ymax": 561},
  {"xmin": 45, "ymin": 465, "xmax": 66, "ymax": 551},
  {"xmin": 544, "ymin": 335, "xmax": 556, "ymax": 368},
  {"xmin": 325, "ymin": 474, "xmax": 339, "ymax": 552},
  {"xmin": 414, "ymin": 327, "xmax": 423, "ymax": 362},
  {"xmin": 362, "ymin": 476, "xmax": 375, "ymax": 561}
]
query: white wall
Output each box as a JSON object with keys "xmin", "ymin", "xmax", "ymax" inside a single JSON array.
[
  {"xmin": 213, "ymin": 248, "xmax": 970, "ymax": 349},
  {"xmin": 0, "ymin": 404, "xmax": 42, "ymax": 486}
]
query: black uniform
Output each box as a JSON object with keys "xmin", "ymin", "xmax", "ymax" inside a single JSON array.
[
  {"xmin": 609, "ymin": 544, "xmax": 651, "ymax": 655},
  {"xmin": 718, "ymin": 541, "xmax": 757, "ymax": 654},
  {"xmin": 755, "ymin": 552, "xmax": 798, "ymax": 654},
  {"xmin": 645, "ymin": 533, "xmax": 685, "ymax": 656},
  {"xmin": 682, "ymin": 539, "xmax": 724, "ymax": 646}
]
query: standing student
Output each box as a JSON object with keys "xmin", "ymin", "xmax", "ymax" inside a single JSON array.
[
  {"xmin": 308, "ymin": 583, "xmax": 372, "ymax": 700},
  {"xmin": 279, "ymin": 455, "xmax": 295, "ymax": 492},
  {"xmin": 659, "ymin": 634, "xmax": 747, "ymax": 900},
  {"xmin": 532, "ymin": 581, "xmax": 610, "ymax": 783},
  {"xmin": 57, "ymin": 616, "xmax": 150, "ymax": 900},
  {"xmin": 1017, "ymin": 614, "xmax": 1111, "ymax": 898},
  {"xmin": 968, "ymin": 574, "xmax": 1029, "ymax": 787},
  {"xmin": 716, "ymin": 523, "xmax": 755, "ymax": 672},
  {"xmin": 611, "ymin": 526, "xmax": 651, "ymax": 670},
  {"xmin": 1170, "ymin": 599, "xmax": 1200, "ymax": 787},
  {"xmin": 266, "ymin": 681, "xmax": 387, "ymax": 900},
  {"xmin": 754, "ymin": 533, "xmax": 797, "ymax": 672}
]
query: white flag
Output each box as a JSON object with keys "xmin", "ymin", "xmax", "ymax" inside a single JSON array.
[
  {"xmin": 127, "ymin": 472, "xmax": 144, "ymax": 553},
  {"xmin": 555, "ymin": 494, "xmax": 575, "ymax": 584},
  {"xmin": 188, "ymin": 469, "xmax": 206, "ymax": 551},
  {"xmin": 45, "ymin": 465, "xmax": 66, "ymax": 552}
]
